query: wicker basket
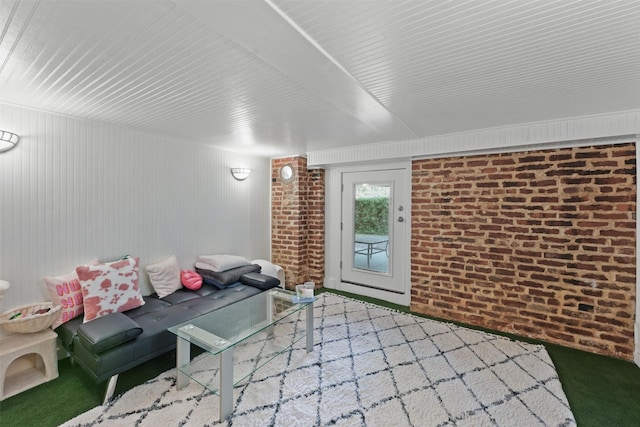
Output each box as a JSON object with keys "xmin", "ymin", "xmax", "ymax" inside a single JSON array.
[{"xmin": 0, "ymin": 302, "xmax": 61, "ymax": 333}]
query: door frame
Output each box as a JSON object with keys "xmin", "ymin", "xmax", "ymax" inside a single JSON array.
[{"xmin": 324, "ymin": 160, "xmax": 411, "ymax": 306}]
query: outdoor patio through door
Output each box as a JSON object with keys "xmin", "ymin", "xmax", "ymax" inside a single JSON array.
[{"xmin": 341, "ymin": 169, "xmax": 407, "ymax": 294}]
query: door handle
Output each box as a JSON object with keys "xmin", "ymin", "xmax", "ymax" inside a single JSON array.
[{"xmin": 397, "ymin": 216, "xmax": 404, "ymax": 223}]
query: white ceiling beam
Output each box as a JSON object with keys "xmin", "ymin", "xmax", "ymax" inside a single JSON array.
[{"xmin": 175, "ymin": 0, "xmax": 419, "ymax": 142}]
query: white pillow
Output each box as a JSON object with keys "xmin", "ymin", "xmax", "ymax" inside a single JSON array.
[{"xmin": 146, "ymin": 255, "xmax": 182, "ymax": 298}]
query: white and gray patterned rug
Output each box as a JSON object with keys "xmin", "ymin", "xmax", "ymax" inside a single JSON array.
[{"xmin": 62, "ymin": 293, "xmax": 576, "ymax": 426}]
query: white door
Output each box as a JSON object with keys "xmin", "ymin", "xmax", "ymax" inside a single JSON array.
[{"xmin": 341, "ymin": 169, "xmax": 408, "ymax": 294}]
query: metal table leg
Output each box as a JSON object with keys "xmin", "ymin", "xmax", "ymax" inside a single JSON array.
[
  {"xmin": 219, "ymin": 348, "xmax": 234, "ymax": 421},
  {"xmin": 306, "ymin": 303, "xmax": 314, "ymax": 352},
  {"xmin": 176, "ymin": 337, "xmax": 190, "ymax": 389}
]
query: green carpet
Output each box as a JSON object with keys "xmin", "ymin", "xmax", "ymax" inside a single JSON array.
[{"xmin": 1, "ymin": 289, "xmax": 638, "ymax": 426}]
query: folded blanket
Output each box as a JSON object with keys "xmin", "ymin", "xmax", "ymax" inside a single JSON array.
[
  {"xmin": 194, "ymin": 261, "xmax": 218, "ymax": 272},
  {"xmin": 195, "ymin": 263, "xmax": 261, "ymax": 288},
  {"xmin": 197, "ymin": 254, "xmax": 250, "ymax": 272}
]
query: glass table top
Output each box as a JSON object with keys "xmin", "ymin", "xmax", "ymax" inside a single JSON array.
[{"xmin": 168, "ymin": 288, "xmax": 313, "ymax": 354}]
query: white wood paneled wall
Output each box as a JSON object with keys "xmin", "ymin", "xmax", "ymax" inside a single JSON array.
[{"xmin": 0, "ymin": 104, "xmax": 271, "ymax": 318}]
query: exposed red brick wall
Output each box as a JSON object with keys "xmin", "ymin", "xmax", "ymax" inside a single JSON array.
[
  {"xmin": 411, "ymin": 143, "xmax": 637, "ymax": 359},
  {"xmin": 272, "ymin": 157, "xmax": 307, "ymax": 289},
  {"xmin": 307, "ymin": 168, "xmax": 325, "ymax": 287},
  {"xmin": 271, "ymin": 157, "xmax": 325, "ymax": 290}
]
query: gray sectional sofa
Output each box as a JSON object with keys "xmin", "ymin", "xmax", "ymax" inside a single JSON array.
[{"xmin": 55, "ymin": 275, "xmax": 280, "ymax": 403}]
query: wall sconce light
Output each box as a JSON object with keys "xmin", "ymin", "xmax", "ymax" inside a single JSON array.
[
  {"xmin": 0, "ymin": 130, "xmax": 19, "ymax": 153},
  {"xmin": 279, "ymin": 164, "xmax": 295, "ymax": 183},
  {"xmin": 231, "ymin": 168, "xmax": 252, "ymax": 181},
  {"xmin": 0, "ymin": 280, "xmax": 10, "ymax": 300}
]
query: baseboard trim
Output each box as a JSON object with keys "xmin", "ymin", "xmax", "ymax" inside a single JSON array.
[{"xmin": 635, "ymin": 322, "xmax": 640, "ymax": 367}]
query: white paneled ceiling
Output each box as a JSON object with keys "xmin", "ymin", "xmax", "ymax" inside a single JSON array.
[{"xmin": 1, "ymin": 0, "xmax": 638, "ymax": 157}]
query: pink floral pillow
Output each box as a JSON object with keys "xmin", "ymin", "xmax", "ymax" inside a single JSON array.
[
  {"xmin": 77, "ymin": 257, "xmax": 145, "ymax": 323},
  {"xmin": 44, "ymin": 260, "xmax": 98, "ymax": 329}
]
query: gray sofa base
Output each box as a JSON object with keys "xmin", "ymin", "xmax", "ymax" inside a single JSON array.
[{"xmin": 56, "ymin": 282, "xmax": 265, "ymax": 401}]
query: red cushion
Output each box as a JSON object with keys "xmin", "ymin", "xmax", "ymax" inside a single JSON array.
[{"xmin": 181, "ymin": 270, "xmax": 202, "ymax": 290}]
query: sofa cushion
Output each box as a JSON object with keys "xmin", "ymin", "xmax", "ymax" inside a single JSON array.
[
  {"xmin": 189, "ymin": 283, "xmax": 219, "ymax": 297},
  {"xmin": 122, "ymin": 296, "xmax": 171, "ymax": 319},
  {"xmin": 77, "ymin": 312, "xmax": 143, "ymax": 353},
  {"xmin": 191, "ymin": 284, "xmax": 261, "ymax": 315},
  {"xmin": 240, "ymin": 272, "xmax": 281, "ymax": 290},
  {"xmin": 160, "ymin": 289, "xmax": 201, "ymax": 305}
]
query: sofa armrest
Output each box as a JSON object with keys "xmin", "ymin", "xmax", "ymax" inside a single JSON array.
[
  {"xmin": 251, "ymin": 259, "xmax": 285, "ymax": 288},
  {"xmin": 77, "ymin": 312, "xmax": 143, "ymax": 353},
  {"xmin": 274, "ymin": 265, "xmax": 285, "ymax": 288}
]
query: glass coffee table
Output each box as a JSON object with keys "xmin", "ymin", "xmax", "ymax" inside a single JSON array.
[{"xmin": 168, "ymin": 288, "xmax": 314, "ymax": 421}]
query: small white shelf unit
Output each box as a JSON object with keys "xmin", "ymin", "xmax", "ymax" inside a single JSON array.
[{"xmin": 0, "ymin": 329, "xmax": 58, "ymax": 400}]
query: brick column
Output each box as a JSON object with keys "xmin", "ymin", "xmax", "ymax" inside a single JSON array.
[
  {"xmin": 272, "ymin": 157, "xmax": 307, "ymax": 289},
  {"xmin": 307, "ymin": 168, "xmax": 325, "ymax": 287},
  {"xmin": 271, "ymin": 157, "xmax": 325, "ymax": 290}
]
